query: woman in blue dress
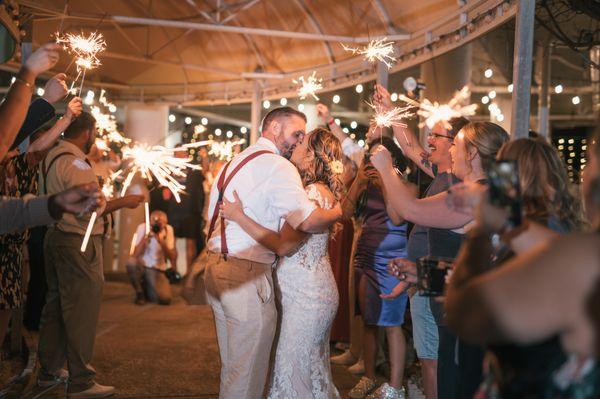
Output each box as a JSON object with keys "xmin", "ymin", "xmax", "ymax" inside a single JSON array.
[{"xmin": 344, "ymin": 136, "xmax": 415, "ymax": 399}]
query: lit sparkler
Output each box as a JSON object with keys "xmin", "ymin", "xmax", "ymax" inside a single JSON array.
[
  {"xmin": 80, "ymin": 211, "xmax": 97, "ymax": 252},
  {"xmin": 100, "ymin": 170, "xmax": 122, "ymax": 199},
  {"xmin": 120, "ymin": 144, "xmax": 201, "ymax": 203},
  {"xmin": 366, "ymin": 101, "xmax": 414, "ymax": 129},
  {"xmin": 293, "ymin": 71, "xmax": 323, "ymax": 101},
  {"xmin": 342, "ymin": 38, "xmax": 397, "ymax": 68},
  {"xmin": 399, "ymin": 86, "xmax": 478, "ymax": 130},
  {"xmin": 56, "ymin": 31, "xmax": 106, "ymax": 96},
  {"xmin": 90, "ymin": 105, "xmax": 118, "ymax": 135}
]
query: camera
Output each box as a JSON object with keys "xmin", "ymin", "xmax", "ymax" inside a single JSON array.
[
  {"xmin": 416, "ymin": 256, "xmax": 454, "ymax": 297},
  {"xmin": 487, "ymin": 160, "xmax": 522, "ymax": 227},
  {"xmin": 152, "ymin": 223, "xmax": 161, "ymax": 234}
]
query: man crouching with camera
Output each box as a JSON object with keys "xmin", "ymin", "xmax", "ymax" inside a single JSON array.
[{"xmin": 126, "ymin": 210, "xmax": 178, "ymax": 305}]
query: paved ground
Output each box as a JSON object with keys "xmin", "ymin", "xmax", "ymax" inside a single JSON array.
[{"xmin": 3, "ymin": 281, "xmax": 363, "ymax": 398}]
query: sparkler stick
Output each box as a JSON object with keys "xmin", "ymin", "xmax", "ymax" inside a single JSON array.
[
  {"xmin": 80, "ymin": 211, "xmax": 97, "ymax": 252},
  {"xmin": 342, "ymin": 38, "xmax": 397, "ymax": 68},
  {"xmin": 144, "ymin": 202, "xmax": 150, "ymax": 235},
  {"xmin": 129, "ymin": 232, "xmax": 138, "ymax": 255},
  {"xmin": 293, "ymin": 71, "xmax": 323, "ymax": 100}
]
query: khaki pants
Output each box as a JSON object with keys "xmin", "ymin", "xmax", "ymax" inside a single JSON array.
[
  {"xmin": 38, "ymin": 228, "xmax": 104, "ymax": 392},
  {"xmin": 126, "ymin": 262, "xmax": 172, "ymax": 305},
  {"xmin": 203, "ymin": 253, "xmax": 276, "ymax": 399}
]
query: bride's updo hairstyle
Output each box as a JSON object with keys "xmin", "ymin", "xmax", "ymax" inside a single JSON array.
[{"xmin": 299, "ymin": 127, "xmax": 345, "ymax": 204}]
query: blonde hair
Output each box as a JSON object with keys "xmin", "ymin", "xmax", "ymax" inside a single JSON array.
[
  {"xmin": 299, "ymin": 128, "xmax": 345, "ymax": 204},
  {"xmin": 498, "ymin": 138, "xmax": 585, "ymax": 230},
  {"xmin": 461, "ymin": 122, "xmax": 510, "ymax": 171}
]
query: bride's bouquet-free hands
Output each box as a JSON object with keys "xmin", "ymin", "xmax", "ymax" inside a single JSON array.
[{"xmin": 220, "ymin": 190, "xmax": 245, "ymax": 223}]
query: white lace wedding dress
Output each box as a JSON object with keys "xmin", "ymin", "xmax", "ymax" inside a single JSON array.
[{"xmin": 267, "ymin": 184, "xmax": 340, "ymax": 399}]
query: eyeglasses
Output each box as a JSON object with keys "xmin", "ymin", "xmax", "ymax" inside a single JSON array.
[{"xmin": 428, "ymin": 133, "xmax": 454, "ymax": 140}]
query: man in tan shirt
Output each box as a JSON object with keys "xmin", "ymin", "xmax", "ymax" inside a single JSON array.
[{"xmin": 38, "ymin": 111, "xmax": 143, "ymax": 398}]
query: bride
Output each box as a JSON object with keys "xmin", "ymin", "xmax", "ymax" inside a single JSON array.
[{"xmin": 220, "ymin": 127, "xmax": 344, "ymax": 398}]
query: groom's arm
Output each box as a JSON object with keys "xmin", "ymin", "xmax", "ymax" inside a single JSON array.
[{"xmin": 269, "ymin": 161, "xmax": 342, "ymax": 234}]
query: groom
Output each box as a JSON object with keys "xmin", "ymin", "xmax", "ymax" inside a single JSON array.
[{"xmin": 204, "ymin": 107, "xmax": 341, "ymax": 398}]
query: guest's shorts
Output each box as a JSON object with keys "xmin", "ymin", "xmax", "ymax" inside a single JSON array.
[{"xmin": 410, "ymin": 293, "xmax": 439, "ymax": 360}]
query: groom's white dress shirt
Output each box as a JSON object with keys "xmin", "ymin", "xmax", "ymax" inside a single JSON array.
[{"xmin": 207, "ymin": 137, "xmax": 317, "ymax": 264}]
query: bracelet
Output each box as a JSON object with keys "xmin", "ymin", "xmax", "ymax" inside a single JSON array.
[{"xmin": 13, "ymin": 77, "xmax": 33, "ymax": 91}]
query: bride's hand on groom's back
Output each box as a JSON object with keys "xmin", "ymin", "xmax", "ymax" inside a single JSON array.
[{"xmin": 220, "ymin": 190, "xmax": 245, "ymax": 223}]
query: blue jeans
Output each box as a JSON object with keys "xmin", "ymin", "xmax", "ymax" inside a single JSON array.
[{"xmin": 410, "ymin": 293, "xmax": 439, "ymax": 359}]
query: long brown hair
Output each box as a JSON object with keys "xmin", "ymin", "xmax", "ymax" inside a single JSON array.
[
  {"xmin": 497, "ymin": 138, "xmax": 585, "ymax": 230},
  {"xmin": 299, "ymin": 128, "xmax": 345, "ymax": 204}
]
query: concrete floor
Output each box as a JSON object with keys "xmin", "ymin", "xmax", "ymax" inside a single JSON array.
[{"xmin": 9, "ymin": 281, "xmax": 363, "ymax": 398}]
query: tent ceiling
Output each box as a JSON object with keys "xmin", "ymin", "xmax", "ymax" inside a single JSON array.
[{"xmin": 11, "ymin": 0, "xmax": 510, "ymax": 104}]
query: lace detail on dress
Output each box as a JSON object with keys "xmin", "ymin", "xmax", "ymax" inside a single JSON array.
[{"xmin": 268, "ymin": 184, "xmax": 340, "ymax": 399}]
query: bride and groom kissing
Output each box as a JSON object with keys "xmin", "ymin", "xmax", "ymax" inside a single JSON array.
[{"xmin": 204, "ymin": 106, "xmax": 345, "ymax": 399}]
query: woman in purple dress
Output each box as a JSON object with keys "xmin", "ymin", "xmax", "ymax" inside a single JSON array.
[{"xmin": 344, "ymin": 136, "xmax": 415, "ymax": 399}]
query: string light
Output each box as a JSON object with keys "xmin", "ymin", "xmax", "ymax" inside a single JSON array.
[
  {"xmin": 332, "ymin": 94, "xmax": 341, "ymax": 104},
  {"xmin": 484, "ymin": 68, "xmax": 493, "ymax": 78},
  {"xmin": 390, "ymin": 93, "xmax": 398, "ymax": 102},
  {"xmin": 185, "ymin": 116, "xmax": 192, "ymax": 125},
  {"xmin": 240, "ymin": 126, "xmax": 248, "ymax": 134},
  {"xmin": 481, "ymin": 96, "xmax": 490, "ymax": 104},
  {"xmin": 488, "ymin": 90, "xmax": 496, "ymax": 99},
  {"xmin": 554, "ymin": 84, "xmax": 564, "ymax": 94},
  {"xmin": 201, "ymin": 117, "xmax": 208, "ymax": 125},
  {"xmin": 279, "ymin": 98, "xmax": 287, "ymax": 106},
  {"xmin": 355, "ymin": 84, "xmax": 364, "ymax": 93},
  {"xmin": 572, "ymin": 96, "xmax": 581, "ymax": 105},
  {"xmin": 507, "ymin": 84, "xmax": 513, "ymax": 93},
  {"xmin": 263, "ymin": 100, "xmax": 271, "ymax": 109},
  {"xmin": 168, "ymin": 114, "xmax": 176, "ymax": 123}
]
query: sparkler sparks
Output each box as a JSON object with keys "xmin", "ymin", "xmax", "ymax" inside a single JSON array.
[
  {"xmin": 56, "ymin": 31, "xmax": 106, "ymax": 72},
  {"xmin": 366, "ymin": 101, "xmax": 414, "ymax": 129},
  {"xmin": 342, "ymin": 38, "xmax": 397, "ymax": 68},
  {"xmin": 56, "ymin": 31, "xmax": 106, "ymax": 96},
  {"xmin": 398, "ymin": 86, "xmax": 477, "ymax": 130},
  {"xmin": 120, "ymin": 144, "xmax": 201, "ymax": 203},
  {"xmin": 293, "ymin": 71, "xmax": 323, "ymax": 101},
  {"xmin": 100, "ymin": 170, "xmax": 122, "ymax": 199}
]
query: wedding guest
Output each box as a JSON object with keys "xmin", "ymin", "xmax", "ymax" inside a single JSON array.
[
  {"xmin": 0, "ymin": 97, "xmax": 82, "ymax": 344},
  {"xmin": 373, "ymin": 83, "xmax": 470, "ymax": 399},
  {"xmin": 168, "ymin": 146, "xmax": 206, "ymax": 275},
  {"xmin": 37, "ymin": 111, "xmax": 143, "ymax": 397},
  {"xmin": 328, "ymin": 155, "xmax": 357, "ymax": 345},
  {"xmin": 371, "ymin": 121, "xmax": 509, "ymax": 399},
  {"xmin": 445, "ymin": 137, "xmax": 589, "ymax": 398},
  {"xmin": 342, "ymin": 135, "xmax": 414, "ymax": 399}
]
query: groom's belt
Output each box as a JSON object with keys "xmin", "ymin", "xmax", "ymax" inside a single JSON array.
[{"xmin": 207, "ymin": 251, "xmax": 272, "ymax": 269}]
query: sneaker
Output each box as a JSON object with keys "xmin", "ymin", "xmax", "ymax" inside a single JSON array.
[
  {"xmin": 67, "ymin": 382, "xmax": 115, "ymax": 398},
  {"xmin": 330, "ymin": 349, "xmax": 357, "ymax": 365},
  {"xmin": 367, "ymin": 382, "xmax": 406, "ymax": 399},
  {"xmin": 134, "ymin": 293, "xmax": 146, "ymax": 305},
  {"xmin": 37, "ymin": 368, "xmax": 69, "ymax": 387},
  {"xmin": 348, "ymin": 376, "xmax": 377, "ymax": 399},
  {"xmin": 348, "ymin": 358, "xmax": 365, "ymax": 375}
]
